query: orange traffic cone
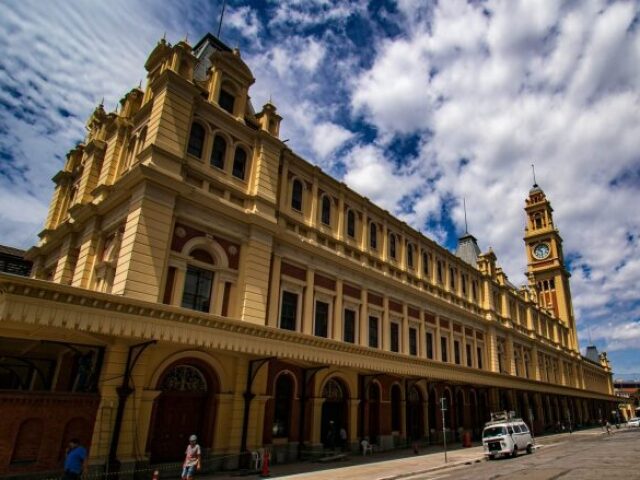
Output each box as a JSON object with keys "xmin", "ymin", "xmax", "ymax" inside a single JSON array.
[
  {"xmin": 260, "ymin": 449, "xmax": 270, "ymax": 477},
  {"xmin": 152, "ymin": 470, "xmax": 160, "ymax": 480}
]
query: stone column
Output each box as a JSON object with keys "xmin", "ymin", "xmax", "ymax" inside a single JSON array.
[
  {"xmin": 303, "ymin": 267, "xmax": 315, "ymax": 335},
  {"xmin": 435, "ymin": 315, "xmax": 442, "ymax": 361},
  {"xmin": 267, "ymin": 254, "xmax": 281, "ymax": 328},
  {"xmin": 360, "ymin": 288, "xmax": 368, "ymax": 347},
  {"xmin": 333, "ymin": 279, "xmax": 344, "ymax": 341},
  {"xmin": 418, "ymin": 310, "xmax": 426, "ymax": 357},
  {"xmin": 402, "ymin": 304, "xmax": 409, "ymax": 355},
  {"xmin": 382, "ymin": 295, "xmax": 390, "ymax": 351},
  {"xmin": 486, "ymin": 326, "xmax": 499, "ymax": 373}
]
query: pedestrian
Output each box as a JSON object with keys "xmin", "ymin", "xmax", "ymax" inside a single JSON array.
[
  {"xmin": 326, "ymin": 421, "xmax": 335, "ymax": 450},
  {"xmin": 62, "ymin": 438, "xmax": 86, "ymax": 480},
  {"xmin": 339, "ymin": 426, "xmax": 347, "ymax": 451},
  {"xmin": 605, "ymin": 421, "xmax": 611, "ymax": 435},
  {"xmin": 182, "ymin": 434, "xmax": 201, "ymax": 480}
]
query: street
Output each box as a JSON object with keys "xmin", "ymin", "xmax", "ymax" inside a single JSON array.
[{"xmin": 408, "ymin": 428, "xmax": 640, "ymax": 480}]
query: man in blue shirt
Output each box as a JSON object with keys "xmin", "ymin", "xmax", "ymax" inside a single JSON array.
[{"xmin": 63, "ymin": 438, "xmax": 87, "ymax": 480}]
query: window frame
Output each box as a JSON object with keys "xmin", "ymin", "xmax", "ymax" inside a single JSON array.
[
  {"xmin": 279, "ymin": 284, "xmax": 303, "ymax": 331},
  {"xmin": 187, "ymin": 121, "xmax": 206, "ymax": 159},
  {"xmin": 291, "ymin": 178, "xmax": 304, "ymax": 212},
  {"xmin": 320, "ymin": 195, "xmax": 331, "ymax": 226},
  {"xmin": 232, "ymin": 146, "xmax": 248, "ymax": 180}
]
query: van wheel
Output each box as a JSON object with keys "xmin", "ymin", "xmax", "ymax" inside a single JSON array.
[
  {"xmin": 488, "ymin": 454, "xmax": 495, "ymax": 460},
  {"xmin": 511, "ymin": 446, "xmax": 518, "ymax": 458},
  {"xmin": 526, "ymin": 444, "xmax": 533, "ymax": 454}
]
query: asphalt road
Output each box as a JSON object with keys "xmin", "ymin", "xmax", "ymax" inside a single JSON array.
[{"xmin": 406, "ymin": 428, "xmax": 640, "ymax": 480}]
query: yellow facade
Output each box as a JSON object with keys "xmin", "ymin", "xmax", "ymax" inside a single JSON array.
[{"xmin": 0, "ymin": 33, "xmax": 616, "ymax": 477}]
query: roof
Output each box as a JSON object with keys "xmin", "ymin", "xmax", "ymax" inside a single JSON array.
[
  {"xmin": 584, "ymin": 345, "xmax": 600, "ymax": 363},
  {"xmin": 0, "ymin": 244, "xmax": 27, "ymax": 258},
  {"xmin": 455, "ymin": 233, "xmax": 481, "ymax": 266}
]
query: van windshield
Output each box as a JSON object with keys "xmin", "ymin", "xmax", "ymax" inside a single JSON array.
[{"xmin": 483, "ymin": 426, "xmax": 507, "ymax": 438}]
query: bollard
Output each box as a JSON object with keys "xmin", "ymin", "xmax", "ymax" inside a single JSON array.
[
  {"xmin": 260, "ymin": 449, "xmax": 270, "ymax": 477},
  {"xmin": 152, "ymin": 469, "xmax": 160, "ymax": 480}
]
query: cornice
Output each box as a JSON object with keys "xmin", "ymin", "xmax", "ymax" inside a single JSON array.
[{"xmin": 0, "ymin": 274, "xmax": 615, "ymax": 402}]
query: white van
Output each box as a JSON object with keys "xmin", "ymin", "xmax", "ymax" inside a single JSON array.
[{"xmin": 482, "ymin": 413, "xmax": 534, "ymax": 459}]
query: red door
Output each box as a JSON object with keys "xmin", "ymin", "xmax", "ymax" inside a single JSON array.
[{"xmin": 149, "ymin": 393, "xmax": 207, "ymax": 463}]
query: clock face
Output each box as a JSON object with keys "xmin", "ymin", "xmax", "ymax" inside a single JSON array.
[{"xmin": 533, "ymin": 243, "xmax": 550, "ymax": 260}]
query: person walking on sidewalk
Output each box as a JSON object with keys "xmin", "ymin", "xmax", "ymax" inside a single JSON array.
[
  {"xmin": 182, "ymin": 435, "xmax": 201, "ymax": 480},
  {"xmin": 605, "ymin": 421, "xmax": 612, "ymax": 435},
  {"xmin": 62, "ymin": 438, "xmax": 86, "ymax": 480}
]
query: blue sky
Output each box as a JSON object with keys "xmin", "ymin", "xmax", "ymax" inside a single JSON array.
[{"xmin": 1, "ymin": 0, "xmax": 639, "ymax": 377}]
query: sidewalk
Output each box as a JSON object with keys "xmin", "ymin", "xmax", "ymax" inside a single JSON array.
[
  {"xmin": 198, "ymin": 426, "xmax": 611, "ymax": 480},
  {"xmin": 200, "ymin": 443, "xmax": 484, "ymax": 480}
]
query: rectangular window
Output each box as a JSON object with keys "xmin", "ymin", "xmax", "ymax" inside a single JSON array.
[
  {"xmin": 441, "ymin": 336, "xmax": 448, "ymax": 362},
  {"xmin": 466, "ymin": 344, "xmax": 472, "ymax": 367},
  {"xmin": 369, "ymin": 316, "xmax": 379, "ymax": 348},
  {"xmin": 454, "ymin": 340, "xmax": 461, "ymax": 364},
  {"xmin": 181, "ymin": 266, "xmax": 213, "ymax": 312},
  {"xmin": 426, "ymin": 332, "xmax": 434, "ymax": 359},
  {"xmin": 477, "ymin": 346, "xmax": 483, "ymax": 369},
  {"xmin": 409, "ymin": 328, "xmax": 417, "ymax": 356},
  {"xmin": 344, "ymin": 309, "xmax": 356, "ymax": 343},
  {"xmin": 280, "ymin": 291, "xmax": 298, "ymax": 331},
  {"xmin": 390, "ymin": 323, "xmax": 400, "ymax": 352},
  {"xmin": 314, "ymin": 300, "xmax": 329, "ymax": 337},
  {"xmin": 219, "ymin": 89, "xmax": 235, "ymax": 114}
]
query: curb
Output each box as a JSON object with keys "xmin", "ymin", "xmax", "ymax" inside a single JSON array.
[{"xmin": 375, "ymin": 456, "xmax": 486, "ymax": 480}]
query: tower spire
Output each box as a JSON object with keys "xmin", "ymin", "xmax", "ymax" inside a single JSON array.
[
  {"xmin": 463, "ymin": 197, "xmax": 469, "ymax": 234},
  {"xmin": 217, "ymin": 0, "xmax": 227, "ymax": 38},
  {"xmin": 531, "ymin": 164, "xmax": 538, "ymax": 187}
]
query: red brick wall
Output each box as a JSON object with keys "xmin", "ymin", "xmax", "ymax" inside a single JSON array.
[{"xmin": 0, "ymin": 392, "xmax": 100, "ymax": 475}]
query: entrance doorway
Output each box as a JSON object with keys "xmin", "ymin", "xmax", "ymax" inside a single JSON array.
[
  {"xmin": 321, "ymin": 378, "xmax": 347, "ymax": 449},
  {"xmin": 406, "ymin": 386, "xmax": 424, "ymax": 441},
  {"xmin": 149, "ymin": 363, "xmax": 216, "ymax": 463}
]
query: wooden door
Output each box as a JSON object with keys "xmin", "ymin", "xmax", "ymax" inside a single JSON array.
[{"xmin": 149, "ymin": 393, "xmax": 206, "ymax": 463}]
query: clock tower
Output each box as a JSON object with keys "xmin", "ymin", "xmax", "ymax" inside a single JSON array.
[{"xmin": 524, "ymin": 183, "xmax": 579, "ymax": 351}]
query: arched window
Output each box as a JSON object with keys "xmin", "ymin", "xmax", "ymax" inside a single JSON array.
[
  {"xmin": 321, "ymin": 196, "xmax": 331, "ymax": 225},
  {"xmin": 210, "ymin": 135, "xmax": 227, "ymax": 169},
  {"xmin": 391, "ymin": 385, "xmax": 402, "ymax": 431},
  {"xmin": 187, "ymin": 122, "xmax": 205, "ymax": 158},
  {"xmin": 534, "ymin": 213, "xmax": 543, "ymax": 229},
  {"xmin": 291, "ymin": 179, "xmax": 303, "ymax": 211},
  {"xmin": 161, "ymin": 364, "xmax": 208, "ymax": 392},
  {"xmin": 273, "ymin": 374, "xmax": 294, "ymax": 438},
  {"xmin": 322, "ymin": 378, "xmax": 344, "ymax": 400},
  {"xmin": 407, "ymin": 243, "xmax": 414, "ymax": 268},
  {"xmin": 346, "ymin": 210, "xmax": 355, "ymax": 238},
  {"xmin": 232, "ymin": 147, "xmax": 247, "ymax": 179},
  {"xmin": 219, "ymin": 89, "xmax": 235, "ymax": 114},
  {"xmin": 370, "ymin": 222, "xmax": 377, "ymax": 250},
  {"xmin": 11, "ymin": 418, "xmax": 43, "ymax": 464},
  {"xmin": 389, "ymin": 233, "xmax": 396, "ymax": 259}
]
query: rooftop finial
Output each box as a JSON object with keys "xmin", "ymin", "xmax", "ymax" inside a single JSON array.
[
  {"xmin": 138, "ymin": 79, "xmax": 142, "ymax": 89},
  {"xmin": 531, "ymin": 164, "xmax": 538, "ymax": 187},
  {"xmin": 184, "ymin": 32, "xmax": 189, "ymax": 43},
  {"xmin": 99, "ymin": 97, "xmax": 104, "ymax": 107},
  {"xmin": 463, "ymin": 197, "xmax": 469, "ymax": 234},
  {"xmin": 217, "ymin": 0, "xmax": 227, "ymax": 38}
]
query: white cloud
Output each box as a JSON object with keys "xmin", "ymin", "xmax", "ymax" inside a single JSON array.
[{"xmin": 310, "ymin": 122, "xmax": 354, "ymax": 159}]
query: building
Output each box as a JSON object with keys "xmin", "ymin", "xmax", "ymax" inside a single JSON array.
[
  {"xmin": 0, "ymin": 245, "xmax": 32, "ymax": 277},
  {"xmin": 613, "ymin": 380, "xmax": 640, "ymax": 420},
  {"xmin": 0, "ymin": 33, "xmax": 617, "ymax": 478}
]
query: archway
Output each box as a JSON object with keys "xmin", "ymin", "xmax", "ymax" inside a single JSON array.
[
  {"xmin": 367, "ymin": 382, "xmax": 381, "ymax": 444},
  {"xmin": 455, "ymin": 389, "xmax": 465, "ymax": 440},
  {"xmin": 149, "ymin": 361, "xmax": 218, "ymax": 463},
  {"xmin": 428, "ymin": 387, "xmax": 438, "ymax": 443},
  {"xmin": 321, "ymin": 378, "xmax": 348, "ymax": 449},
  {"xmin": 391, "ymin": 384, "xmax": 402, "ymax": 433},
  {"xmin": 406, "ymin": 385, "xmax": 424, "ymax": 441}
]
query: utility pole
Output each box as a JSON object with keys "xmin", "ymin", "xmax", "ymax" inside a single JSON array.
[{"xmin": 440, "ymin": 396, "xmax": 448, "ymax": 463}]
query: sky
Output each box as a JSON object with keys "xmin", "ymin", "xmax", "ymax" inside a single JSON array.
[{"xmin": 1, "ymin": 0, "xmax": 639, "ymax": 377}]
